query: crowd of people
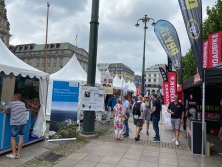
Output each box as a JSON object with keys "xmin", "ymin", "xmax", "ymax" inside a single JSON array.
[{"xmin": 107, "ymin": 93, "xmax": 185, "ymax": 146}]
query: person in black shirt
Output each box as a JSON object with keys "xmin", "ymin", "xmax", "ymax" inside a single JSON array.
[
  {"xmin": 150, "ymin": 94, "xmax": 161, "ymax": 142},
  {"xmin": 167, "ymin": 95, "xmax": 184, "ymax": 146}
]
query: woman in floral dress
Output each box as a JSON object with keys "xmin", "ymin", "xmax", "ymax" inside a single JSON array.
[{"xmin": 113, "ymin": 99, "xmax": 124, "ymax": 140}]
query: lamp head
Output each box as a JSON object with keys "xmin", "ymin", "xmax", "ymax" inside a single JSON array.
[
  {"xmin": 135, "ymin": 23, "xmax": 139, "ymax": 27},
  {"xmin": 151, "ymin": 22, "xmax": 156, "ymax": 26},
  {"xmin": 142, "ymin": 15, "xmax": 149, "ymax": 23}
]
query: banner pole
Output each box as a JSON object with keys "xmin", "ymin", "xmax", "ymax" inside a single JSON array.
[{"xmin": 201, "ymin": 69, "xmax": 205, "ymax": 167}]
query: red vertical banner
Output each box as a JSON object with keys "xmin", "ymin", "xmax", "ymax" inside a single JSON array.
[
  {"xmin": 137, "ymin": 85, "xmax": 141, "ymax": 96},
  {"xmin": 168, "ymin": 72, "xmax": 177, "ymax": 103},
  {"xmin": 163, "ymin": 82, "xmax": 170, "ymax": 105},
  {"xmin": 208, "ymin": 31, "xmax": 222, "ymax": 68},
  {"xmin": 202, "ymin": 40, "xmax": 209, "ymax": 68}
]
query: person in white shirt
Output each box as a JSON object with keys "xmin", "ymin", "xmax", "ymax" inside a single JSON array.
[{"xmin": 122, "ymin": 95, "xmax": 130, "ymax": 137}]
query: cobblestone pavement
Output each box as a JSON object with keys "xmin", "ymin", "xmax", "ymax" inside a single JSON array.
[{"xmin": 0, "ymin": 117, "xmax": 222, "ymax": 167}]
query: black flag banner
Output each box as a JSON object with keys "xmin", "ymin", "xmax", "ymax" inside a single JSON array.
[
  {"xmin": 178, "ymin": 0, "xmax": 203, "ymax": 81},
  {"xmin": 159, "ymin": 67, "xmax": 168, "ymax": 82},
  {"xmin": 154, "ymin": 20, "xmax": 183, "ymax": 79},
  {"xmin": 168, "ymin": 56, "xmax": 172, "ymax": 72},
  {"xmin": 165, "ymin": 65, "xmax": 169, "ymax": 80}
]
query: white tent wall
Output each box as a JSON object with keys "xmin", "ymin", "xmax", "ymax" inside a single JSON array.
[
  {"xmin": 0, "ymin": 40, "xmax": 49, "ymax": 138},
  {"xmin": 32, "ymin": 78, "xmax": 47, "ymax": 138},
  {"xmin": 46, "ymin": 53, "xmax": 101, "ymax": 121}
]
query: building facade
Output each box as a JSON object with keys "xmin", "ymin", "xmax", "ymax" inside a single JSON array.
[
  {"xmin": 144, "ymin": 64, "xmax": 166, "ymax": 95},
  {"xmin": 97, "ymin": 63, "xmax": 109, "ymax": 72},
  {"xmin": 108, "ymin": 63, "xmax": 134, "ymax": 82},
  {"xmin": 0, "ymin": 0, "xmax": 11, "ymax": 47},
  {"xmin": 9, "ymin": 42, "xmax": 89, "ymax": 74}
]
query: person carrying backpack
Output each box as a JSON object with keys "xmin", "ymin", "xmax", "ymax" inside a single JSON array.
[{"xmin": 133, "ymin": 95, "xmax": 145, "ymax": 141}]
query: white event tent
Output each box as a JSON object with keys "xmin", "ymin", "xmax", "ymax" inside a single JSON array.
[
  {"xmin": 0, "ymin": 40, "xmax": 49, "ymax": 138},
  {"xmin": 113, "ymin": 74, "xmax": 122, "ymax": 89},
  {"xmin": 46, "ymin": 53, "xmax": 101, "ymax": 120}
]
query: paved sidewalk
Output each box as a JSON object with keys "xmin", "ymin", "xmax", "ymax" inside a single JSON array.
[{"xmin": 0, "ymin": 116, "xmax": 221, "ymax": 167}]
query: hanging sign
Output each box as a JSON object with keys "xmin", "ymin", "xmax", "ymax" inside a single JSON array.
[{"xmin": 101, "ymin": 72, "xmax": 113, "ymax": 94}]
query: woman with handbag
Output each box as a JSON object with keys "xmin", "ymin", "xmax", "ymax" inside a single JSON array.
[
  {"xmin": 144, "ymin": 95, "xmax": 151, "ymax": 135},
  {"xmin": 219, "ymin": 99, "xmax": 222, "ymax": 155},
  {"xmin": 113, "ymin": 99, "xmax": 125, "ymax": 140}
]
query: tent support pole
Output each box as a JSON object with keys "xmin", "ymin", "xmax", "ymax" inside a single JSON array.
[{"xmin": 201, "ymin": 69, "xmax": 205, "ymax": 167}]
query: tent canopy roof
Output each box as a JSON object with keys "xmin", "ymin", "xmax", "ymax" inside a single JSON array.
[
  {"xmin": 0, "ymin": 40, "xmax": 49, "ymax": 79},
  {"xmin": 50, "ymin": 53, "xmax": 101, "ymax": 83},
  {"xmin": 183, "ymin": 65, "xmax": 222, "ymax": 90}
]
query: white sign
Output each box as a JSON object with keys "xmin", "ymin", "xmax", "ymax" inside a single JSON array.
[
  {"xmin": 162, "ymin": 105, "xmax": 172, "ymax": 128},
  {"xmin": 80, "ymin": 86, "xmax": 104, "ymax": 111},
  {"xmin": 101, "ymin": 72, "xmax": 113, "ymax": 94}
]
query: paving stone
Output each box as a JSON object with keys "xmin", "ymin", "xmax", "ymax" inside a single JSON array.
[
  {"xmin": 117, "ymin": 158, "xmax": 139, "ymax": 167},
  {"xmin": 73, "ymin": 160, "xmax": 97, "ymax": 167},
  {"xmin": 100, "ymin": 156, "xmax": 121, "ymax": 165}
]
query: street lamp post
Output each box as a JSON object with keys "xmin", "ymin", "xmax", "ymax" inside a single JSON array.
[
  {"xmin": 135, "ymin": 15, "xmax": 155, "ymax": 97},
  {"xmin": 44, "ymin": 2, "xmax": 50, "ymax": 72}
]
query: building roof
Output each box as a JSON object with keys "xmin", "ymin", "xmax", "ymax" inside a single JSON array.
[
  {"xmin": 10, "ymin": 42, "xmax": 88, "ymax": 54},
  {"xmin": 109, "ymin": 63, "xmax": 134, "ymax": 72}
]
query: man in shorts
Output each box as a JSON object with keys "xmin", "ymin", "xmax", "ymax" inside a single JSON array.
[
  {"xmin": 167, "ymin": 95, "xmax": 184, "ymax": 146},
  {"xmin": 132, "ymin": 95, "xmax": 145, "ymax": 141},
  {"xmin": 1, "ymin": 94, "xmax": 27, "ymax": 159}
]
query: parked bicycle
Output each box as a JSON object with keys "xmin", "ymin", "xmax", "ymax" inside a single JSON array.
[{"xmin": 95, "ymin": 110, "xmax": 111, "ymax": 124}]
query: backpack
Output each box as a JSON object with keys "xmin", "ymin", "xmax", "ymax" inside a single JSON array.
[{"xmin": 133, "ymin": 102, "xmax": 142, "ymax": 116}]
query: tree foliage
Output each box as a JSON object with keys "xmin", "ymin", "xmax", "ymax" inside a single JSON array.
[
  {"xmin": 203, "ymin": 0, "xmax": 222, "ymax": 40},
  {"xmin": 181, "ymin": 0, "xmax": 222, "ymax": 83}
]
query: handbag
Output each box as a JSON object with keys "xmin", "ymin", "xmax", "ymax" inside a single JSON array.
[
  {"xmin": 121, "ymin": 116, "xmax": 126, "ymax": 122},
  {"xmin": 218, "ymin": 127, "xmax": 222, "ymax": 140}
]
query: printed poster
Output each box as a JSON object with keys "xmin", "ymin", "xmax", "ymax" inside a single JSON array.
[
  {"xmin": 162, "ymin": 105, "xmax": 172, "ymax": 128},
  {"xmin": 101, "ymin": 72, "xmax": 113, "ymax": 94},
  {"xmin": 80, "ymin": 86, "xmax": 104, "ymax": 111},
  {"xmin": 49, "ymin": 81, "xmax": 79, "ymax": 140}
]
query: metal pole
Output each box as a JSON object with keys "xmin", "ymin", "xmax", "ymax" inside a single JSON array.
[
  {"xmin": 82, "ymin": 0, "xmax": 100, "ymax": 134},
  {"xmin": 201, "ymin": 69, "xmax": 205, "ymax": 167},
  {"xmin": 141, "ymin": 22, "xmax": 147, "ymax": 97},
  {"xmin": 44, "ymin": 2, "xmax": 50, "ymax": 72}
]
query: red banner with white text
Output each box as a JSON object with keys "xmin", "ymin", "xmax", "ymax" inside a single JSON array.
[
  {"xmin": 202, "ymin": 40, "xmax": 209, "ymax": 68},
  {"xmin": 136, "ymin": 85, "xmax": 141, "ymax": 96},
  {"xmin": 168, "ymin": 72, "xmax": 177, "ymax": 103},
  {"xmin": 208, "ymin": 31, "xmax": 222, "ymax": 68},
  {"xmin": 163, "ymin": 82, "xmax": 170, "ymax": 105}
]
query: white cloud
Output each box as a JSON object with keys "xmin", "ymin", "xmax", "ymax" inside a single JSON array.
[{"xmin": 5, "ymin": 0, "xmax": 218, "ymax": 75}]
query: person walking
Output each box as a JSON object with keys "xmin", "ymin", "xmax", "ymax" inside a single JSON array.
[
  {"xmin": 144, "ymin": 95, "xmax": 151, "ymax": 135},
  {"xmin": 107, "ymin": 94, "xmax": 117, "ymax": 119},
  {"xmin": 150, "ymin": 94, "xmax": 161, "ymax": 142},
  {"xmin": 132, "ymin": 95, "xmax": 145, "ymax": 141},
  {"xmin": 219, "ymin": 99, "xmax": 222, "ymax": 155},
  {"xmin": 113, "ymin": 99, "xmax": 124, "ymax": 140},
  {"xmin": 167, "ymin": 95, "xmax": 184, "ymax": 146},
  {"xmin": 0, "ymin": 94, "xmax": 27, "ymax": 159},
  {"xmin": 122, "ymin": 95, "xmax": 130, "ymax": 137}
]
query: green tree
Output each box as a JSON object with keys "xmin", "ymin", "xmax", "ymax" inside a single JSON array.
[
  {"xmin": 178, "ymin": 49, "xmax": 197, "ymax": 84},
  {"xmin": 203, "ymin": 0, "xmax": 222, "ymax": 40}
]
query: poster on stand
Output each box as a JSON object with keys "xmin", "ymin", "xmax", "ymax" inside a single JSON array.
[
  {"xmin": 80, "ymin": 86, "xmax": 104, "ymax": 111},
  {"xmin": 101, "ymin": 72, "xmax": 113, "ymax": 94},
  {"xmin": 49, "ymin": 81, "xmax": 79, "ymax": 140},
  {"xmin": 162, "ymin": 105, "xmax": 172, "ymax": 128}
]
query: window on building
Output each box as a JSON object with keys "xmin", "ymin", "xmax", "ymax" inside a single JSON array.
[
  {"xmin": 154, "ymin": 79, "xmax": 156, "ymax": 82},
  {"xmin": 149, "ymin": 74, "xmax": 151, "ymax": 77},
  {"xmin": 154, "ymin": 74, "xmax": 156, "ymax": 77},
  {"xmin": 148, "ymin": 79, "xmax": 151, "ymax": 82}
]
